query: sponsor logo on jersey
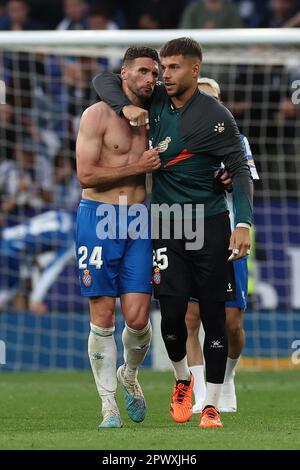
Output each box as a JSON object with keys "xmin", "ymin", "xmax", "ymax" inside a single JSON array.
[
  {"xmin": 214, "ymin": 122, "xmax": 225, "ymax": 133},
  {"xmin": 82, "ymin": 269, "xmax": 92, "ymax": 287}
]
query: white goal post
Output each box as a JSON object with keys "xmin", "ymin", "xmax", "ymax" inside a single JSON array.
[{"xmin": 0, "ymin": 28, "xmax": 300, "ymax": 47}]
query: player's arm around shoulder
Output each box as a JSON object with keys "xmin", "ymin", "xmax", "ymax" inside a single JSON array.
[
  {"xmin": 93, "ymin": 72, "xmax": 165, "ymax": 129},
  {"xmin": 92, "ymin": 72, "xmax": 125, "ymax": 115},
  {"xmin": 76, "ymin": 103, "xmax": 107, "ymax": 188}
]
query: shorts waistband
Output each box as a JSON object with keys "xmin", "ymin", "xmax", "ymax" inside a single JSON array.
[{"xmin": 79, "ymin": 198, "xmax": 147, "ymax": 209}]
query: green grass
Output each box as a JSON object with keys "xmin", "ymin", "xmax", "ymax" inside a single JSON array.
[{"xmin": 0, "ymin": 370, "xmax": 299, "ymax": 450}]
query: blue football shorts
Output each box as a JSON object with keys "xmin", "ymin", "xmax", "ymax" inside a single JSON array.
[
  {"xmin": 226, "ymin": 257, "xmax": 248, "ymax": 310},
  {"xmin": 76, "ymin": 199, "xmax": 153, "ymax": 297}
]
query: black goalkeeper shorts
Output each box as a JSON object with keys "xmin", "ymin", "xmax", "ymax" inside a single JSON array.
[{"xmin": 152, "ymin": 211, "xmax": 236, "ymax": 302}]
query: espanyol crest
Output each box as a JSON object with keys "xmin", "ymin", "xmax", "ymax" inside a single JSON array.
[
  {"xmin": 82, "ymin": 269, "xmax": 92, "ymax": 287},
  {"xmin": 152, "ymin": 267, "xmax": 161, "ymax": 285},
  {"xmin": 158, "ymin": 136, "xmax": 171, "ymax": 153}
]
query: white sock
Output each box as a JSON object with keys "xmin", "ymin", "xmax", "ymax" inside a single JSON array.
[
  {"xmin": 171, "ymin": 356, "xmax": 191, "ymax": 381},
  {"xmin": 88, "ymin": 322, "xmax": 117, "ymax": 404},
  {"xmin": 224, "ymin": 357, "xmax": 239, "ymax": 383},
  {"xmin": 122, "ymin": 321, "xmax": 152, "ymax": 381},
  {"xmin": 190, "ymin": 365, "xmax": 206, "ymax": 403},
  {"xmin": 202, "ymin": 382, "xmax": 222, "ymax": 410}
]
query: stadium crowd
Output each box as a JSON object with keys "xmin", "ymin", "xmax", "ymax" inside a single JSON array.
[
  {"xmin": 1, "ymin": 0, "xmax": 300, "ymax": 30},
  {"xmin": 0, "ymin": 0, "xmax": 300, "ymax": 313}
]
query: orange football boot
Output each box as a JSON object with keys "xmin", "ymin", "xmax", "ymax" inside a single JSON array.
[
  {"xmin": 199, "ymin": 406, "xmax": 224, "ymax": 429},
  {"xmin": 170, "ymin": 374, "xmax": 194, "ymax": 423}
]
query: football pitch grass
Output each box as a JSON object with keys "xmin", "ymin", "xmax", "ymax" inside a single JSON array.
[{"xmin": 0, "ymin": 369, "xmax": 299, "ymax": 450}]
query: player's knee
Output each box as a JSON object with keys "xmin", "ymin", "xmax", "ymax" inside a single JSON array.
[
  {"xmin": 226, "ymin": 320, "xmax": 243, "ymax": 338},
  {"xmin": 89, "ymin": 298, "xmax": 115, "ymax": 328},
  {"xmin": 126, "ymin": 318, "xmax": 148, "ymax": 331},
  {"xmin": 185, "ymin": 301, "xmax": 200, "ymax": 324},
  {"xmin": 90, "ymin": 312, "xmax": 114, "ymax": 328},
  {"xmin": 125, "ymin": 305, "xmax": 149, "ymax": 331},
  {"xmin": 185, "ymin": 313, "xmax": 200, "ymax": 337}
]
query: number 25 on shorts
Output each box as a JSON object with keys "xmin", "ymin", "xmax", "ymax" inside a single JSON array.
[
  {"xmin": 153, "ymin": 247, "xmax": 168, "ymax": 270},
  {"xmin": 78, "ymin": 246, "xmax": 103, "ymax": 269}
]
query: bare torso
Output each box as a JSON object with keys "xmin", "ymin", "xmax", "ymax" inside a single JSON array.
[{"xmin": 82, "ymin": 102, "xmax": 148, "ymax": 205}]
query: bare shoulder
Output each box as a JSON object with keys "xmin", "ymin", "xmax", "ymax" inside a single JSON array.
[{"xmin": 80, "ymin": 102, "xmax": 112, "ymax": 131}]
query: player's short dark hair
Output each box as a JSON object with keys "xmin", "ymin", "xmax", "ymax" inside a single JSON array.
[
  {"xmin": 123, "ymin": 47, "xmax": 160, "ymax": 65},
  {"xmin": 160, "ymin": 37, "xmax": 202, "ymax": 62}
]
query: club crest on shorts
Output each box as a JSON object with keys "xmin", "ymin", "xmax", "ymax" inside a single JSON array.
[
  {"xmin": 82, "ymin": 269, "xmax": 92, "ymax": 287},
  {"xmin": 153, "ymin": 267, "xmax": 161, "ymax": 285}
]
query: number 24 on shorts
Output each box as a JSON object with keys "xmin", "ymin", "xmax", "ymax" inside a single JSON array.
[
  {"xmin": 78, "ymin": 246, "xmax": 103, "ymax": 269},
  {"xmin": 153, "ymin": 247, "xmax": 169, "ymax": 270}
]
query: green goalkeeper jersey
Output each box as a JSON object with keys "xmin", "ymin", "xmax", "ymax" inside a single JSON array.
[{"xmin": 93, "ymin": 74, "xmax": 253, "ymax": 224}]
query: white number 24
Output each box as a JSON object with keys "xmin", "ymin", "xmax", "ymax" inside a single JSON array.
[{"xmin": 78, "ymin": 246, "xmax": 103, "ymax": 269}]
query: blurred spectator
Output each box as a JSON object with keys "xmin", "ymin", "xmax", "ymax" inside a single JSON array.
[
  {"xmin": 58, "ymin": 1, "xmax": 118, "ymax": 152},
  {"xmin": 259, "ymin": 0, "xmax": 300, "ymax": 28},
  {"xmin": 126, "ymin": 0, "xmax": 187, "ymax": 29},
  {"xmin": 59, "ymin": 2, "xmax": 122, "ymax": 150},
  {"xmin": 29, "ymin": 0, "xmax": 64, "ymax": 29},
  {"xmin": 0, "ymin": 93, "xmax": 48, "ymax": 225},
  {"xmin": 0, "ymin": 149, "xmax": 79, "ymax": 314},
  {"xmin": 0, "ymin": 93, "xmax": 16, "ymax": 161},
  {"xmin": 0, "ymin": 147, "xmax": 79, "ymax": 313},
  {"xmin": 53, "ymin": 149, "xmax": 81, "ymax": 211},
  {"xmin": 110, "ymin": 0, "xmax": 126, "ymax": 28},
  {"xmin": 61, "ymin": 56, "xmax": 98, "ymax": 150},
  {"xmin": 226, "ymin": 62, "xmax": 300, "ymax": 195},
  {"xmin": 233, "ymin": 0, "xmax": 269, "ymax": 27},
  {"xmin": 3, "ymin": 65, "xmax": 56, "ymax": 161},
  {"xmin": 283, "ymin": 12, "xmax": 300, "ymax": 27},
  {"xmin": 0, "ymin": 0, "xmax": 6, "ymax": 18},
  {"xmin": 88, "ymin": 3, "xmax": 118, "ymax": 30},
  {"xmin": 282, "ymin": 5, "xmax": 300, "ymax": 27},
  {"xmin": 62, "ymin": 3, "xmax": 122, "ymax": 120},
  {"xmin": 0, "ymin": 155, "xmax": 19, "ymax": 225},
  {"xmin": 1, "ymin": 17, "xmax": 47, "ymax": 157},
  {"xmin": 180, "ymin": 0, "xmax": 243, "ymax": 29},
  {"xmin": 88, "ymin": 4, "xmax": 120, "ymax": 69},
  {"xmin": 0, "ymin": 209, "xmax": 75, "ymax": 313},
  {"xmin": 11, "ymin": 137, "xmax": 53, "ymax": 212},
  {"xmin": 56, "ymin": 0, "xmax": 88, "ymax": 30},
  {"xmin": 0, "ymin": 0, "xmax": 45, "ymax": 30}
]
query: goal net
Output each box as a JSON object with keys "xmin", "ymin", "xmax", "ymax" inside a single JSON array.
[{"xmin": 0, "ymin": 30, "xmax": 299, "ymax": 371}]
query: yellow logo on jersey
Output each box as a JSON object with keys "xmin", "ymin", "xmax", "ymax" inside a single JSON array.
[{"xmin": 214, "ymin": 122, "xmax": 225, "ymax": 133}]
